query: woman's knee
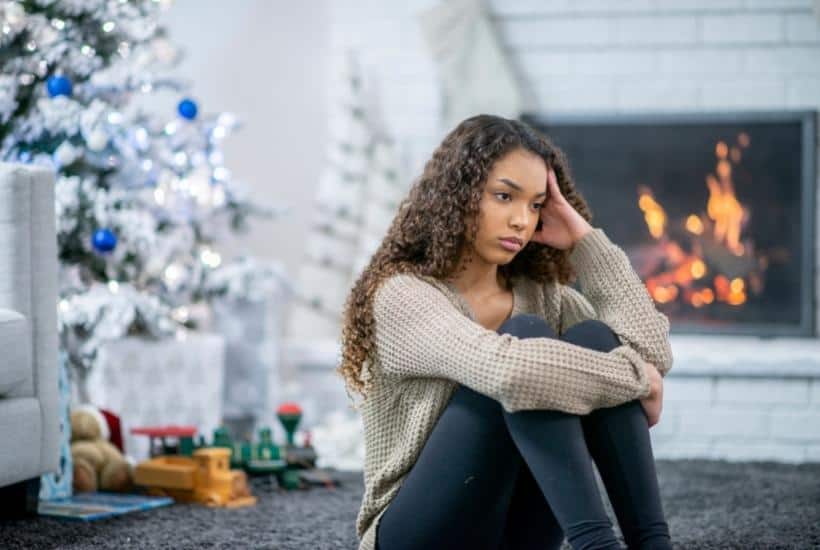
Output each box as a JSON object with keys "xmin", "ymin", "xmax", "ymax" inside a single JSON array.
[
  {"xmin": 446, "ymin": 384, "xmax": 517, "ymax": 449},
  {"xmin": 497, "ymin": 313, "xmax": 557, "ymax": 339},
  {"xmin": 561, "ymin": 319, "xmax": 621, "ymax": 353},
  {"xmin": 450, "ymin": 383, "xmax": 504, "ymax": 419}
]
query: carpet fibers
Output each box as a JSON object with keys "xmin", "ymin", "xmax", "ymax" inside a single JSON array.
[{"xmin": 0, "ymin": 459, "xmax": 818, "ymax": 549}]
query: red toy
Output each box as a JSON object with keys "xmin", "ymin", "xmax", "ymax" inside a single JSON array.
[{"xmin": 131, "ymin": 425, "xmax": 199, "ymax": 457}]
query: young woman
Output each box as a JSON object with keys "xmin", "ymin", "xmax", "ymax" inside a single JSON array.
[{"xmin": 339, "ymin": 114, "xmax": 673, "ymax": 550}]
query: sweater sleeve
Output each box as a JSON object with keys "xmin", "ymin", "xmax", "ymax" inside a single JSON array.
[
  {"xmin": 371, "ymin": 272, "xmax": 653, "ymax": 415},
  {"xmin": 559, "ymin": 227, "xmax": 674, "ymax": 377}
]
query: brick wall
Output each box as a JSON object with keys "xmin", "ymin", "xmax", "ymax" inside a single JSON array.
[
  {"xmin": 330, "ymin": 0, "xmax": 820, "ymax": 171},
  {"xmin": 656, "ymin": 376, "xmax": 820, "ymax": 462}
]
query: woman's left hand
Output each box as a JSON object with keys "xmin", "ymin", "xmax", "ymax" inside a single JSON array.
[
  {"xmin": 530, "ymin": 167, "xmax": 594, "ymax": 250},
  {"xmin": 639, "ymin": 363, "xmax": 664, "ymax": 428}
]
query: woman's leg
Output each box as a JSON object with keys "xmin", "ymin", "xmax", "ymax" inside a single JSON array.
[
  {"xmin": 375, "ymin": 378, "xmax": 524, "ymax": 550},
  {"xmin": 498, "ymin": 314, "xmax": 623, "ymax": 550},
  {"xmin": 497, "ymin": 453, "xmax": 564, "ymax": 550},
  {"xmin": 562, "ymin": 320, "xmax": 673, "ymax": 550}
]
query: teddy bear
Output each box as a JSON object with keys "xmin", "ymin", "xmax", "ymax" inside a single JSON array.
[{"xmin": 70, "ymin": 405, "xmax": 134, "ymax": 493}]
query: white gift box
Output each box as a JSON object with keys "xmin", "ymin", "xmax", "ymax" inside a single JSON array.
[
  {"xmin": 211, "ymin": 297, "xmax": 285, "ymax": 437},
  {"xmin": 75, "ymin": 331, "xmax": 225, "ymax": 462}
]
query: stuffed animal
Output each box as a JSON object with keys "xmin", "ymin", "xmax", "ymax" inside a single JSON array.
[{"xmin": 70, "ymin": 405, "xmax": 133, "ymax": 493}]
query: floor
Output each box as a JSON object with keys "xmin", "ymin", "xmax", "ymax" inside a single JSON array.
[{"xmin": 0, "ymin": 459, "xmax": 818, "ymax": 549}]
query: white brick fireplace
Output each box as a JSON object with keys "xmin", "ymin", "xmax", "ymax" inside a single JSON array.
[{"xmin": 284, "ymin": 0, "xmax": 820, "ymax": 465}]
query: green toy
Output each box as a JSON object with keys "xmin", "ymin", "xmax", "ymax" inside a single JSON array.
[
  {"xmin": 277, "ymin": 402, "xmax": 302, "ymax": 446},
  {"xmin": 131, "ymin": 401, "xmax": 323, "ymax": 491}
]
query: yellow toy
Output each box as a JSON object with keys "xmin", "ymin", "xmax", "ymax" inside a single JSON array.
[{"xmin": 133, "ymin": 447, "xmax": 256, "ymax": 508}]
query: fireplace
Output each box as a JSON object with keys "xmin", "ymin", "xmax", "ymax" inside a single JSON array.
[{"xmin": 523, "ymin": 111, "xmax": 817, "ymax": 338}]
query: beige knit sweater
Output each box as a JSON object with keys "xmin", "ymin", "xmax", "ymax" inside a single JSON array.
[{"xmin": 353, "ymin": 227, "xmax": 674, "ymax": 550}]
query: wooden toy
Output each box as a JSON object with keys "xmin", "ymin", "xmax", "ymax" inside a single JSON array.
[
  {"xmin": 130, "ymin": 401, "xmax": 325, "ymax": 492},
  {"xmin": 133, "ymin": 447, "xmax": 256, "ymax": 508},
  {"xmin": 131, "ymin": 425, "xmax": 199, "ymax": 457},
  {"xmin": 276, "ymin": 402, "xmax": 302, "ymax": 446}
]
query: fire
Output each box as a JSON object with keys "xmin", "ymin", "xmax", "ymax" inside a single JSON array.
[
  {"xmin": 705, "ymin": 171, "xmax": 745, "ymax": 255},
  {"xmin": 639, "ymin": 132, "xmax": 763, "ymax": 309},
  {"xmin": 637, "ymin": 187, "xmax": 667, "ymax": 238},
  {"xmin": 685, "ymin": 214, "xmax": 703, "ymax": 235}
]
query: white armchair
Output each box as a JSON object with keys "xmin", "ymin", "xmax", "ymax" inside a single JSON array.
[{"xmin": 0, "ymin": 162, "xmax": 59, "ymax": 515}]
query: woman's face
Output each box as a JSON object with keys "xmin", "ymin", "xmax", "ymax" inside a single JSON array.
[{"xmin": 470, "ymin": 147, "xmax": 548, "ymax": 265}]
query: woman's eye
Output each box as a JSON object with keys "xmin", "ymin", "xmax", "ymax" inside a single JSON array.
[{"xmin": 496, "ymin": 193, "xmax": 543, "ymax": 210}]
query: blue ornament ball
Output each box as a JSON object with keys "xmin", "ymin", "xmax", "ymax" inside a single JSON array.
[
  {"xmin": 91, "ymin": 228, "xmax": 117, "ymax": 253},
  {"xmin": 177, "ymin": 98, "xmax": 198, "ymax": 120},
  {"xmin": 46, "ymin": 76, "xmax": 73, "ymax": 98}
]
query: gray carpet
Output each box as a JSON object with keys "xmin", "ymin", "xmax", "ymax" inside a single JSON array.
[{"xmin": 1, "ymin": 459, "xmax": 818, "ymax": 549}]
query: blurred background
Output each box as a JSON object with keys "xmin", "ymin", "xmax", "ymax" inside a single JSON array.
[{"xmin": 1, "ymin": 0, "xmax": 819, "ymax": 521}]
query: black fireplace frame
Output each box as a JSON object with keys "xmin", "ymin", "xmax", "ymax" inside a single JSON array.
[{"xmin": 522, "ymin": 110, "xmax": 817, "ymax": 338}]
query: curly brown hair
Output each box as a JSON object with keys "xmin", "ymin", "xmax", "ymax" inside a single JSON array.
[{"xmin": 337, "ymin": 114, "xmax": 594, "ymax": 405}]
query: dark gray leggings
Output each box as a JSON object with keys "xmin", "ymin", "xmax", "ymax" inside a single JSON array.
[{"xmin": 375, "ymin": 314, "xmax": 672, "ymax": 550}]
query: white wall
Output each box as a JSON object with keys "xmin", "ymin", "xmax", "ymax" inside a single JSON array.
[
  {"xmin": 156, "ymin": 0, "xmax": 329, "ymax": 277},
  {"xmin": 329, "ymin": 0, "xmax": 820, "ymax": 168}
]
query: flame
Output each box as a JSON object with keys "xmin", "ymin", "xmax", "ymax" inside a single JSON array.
[
  {"xmin": 685, "ymin": 214, "xmax": 703, "ymax": 235},
  {"xmin": 637, "ymin": 187, "xmax": 666, "ymax": 239},
  {"xmin": 705, "ymin": 173, "xmax": 745, "ymax": 255},
  {"xmin": 639, "ymin": 132, "xmax": 758, "ymax": 309}
]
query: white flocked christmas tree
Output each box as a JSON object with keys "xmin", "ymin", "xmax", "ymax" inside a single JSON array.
[
  {"xmin": 0, "ymin": 0, "xmax": 285, "ymax": 395},
  {"xmin": 288, "ymin": 50, "xmax": 407, "ymax": 343},
  {"xmin": 286, "ymin": 50, "xmax": 408, "ymax": 472}
]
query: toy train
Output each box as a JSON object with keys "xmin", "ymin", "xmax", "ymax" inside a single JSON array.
[
  {"xmin": 131, "ymin": 402, "xmax": 320, "ymax": 492},
  {"xmin": 134, "ymin": 447, "xmax": 257, "ymax": 508}
]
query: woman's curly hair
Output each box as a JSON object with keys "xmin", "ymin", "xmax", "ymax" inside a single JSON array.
[{"xmin": 337, "ymin": 114, "xmax": 594, "ymax": 404}]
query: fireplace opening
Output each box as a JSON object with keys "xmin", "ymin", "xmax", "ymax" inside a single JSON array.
[{"xmin": 523, "ymin": 111, "xmax": 817, "ymax": 337}]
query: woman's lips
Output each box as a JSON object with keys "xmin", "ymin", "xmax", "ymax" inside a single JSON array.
[{"xmin": 499, "ymin": 238, "xmax": 522, "ymax": 251}]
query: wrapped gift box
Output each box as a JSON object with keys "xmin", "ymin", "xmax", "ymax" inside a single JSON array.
[
  {"xmin": 75, "ymin": 331, "xmax": 225, "ymax": 462},
  {"xmin": 40, "ymin": 350, "xmax": 73, "ymax": 500},
  {"xmin": 212, "ymin": 297, "xmax": 284, "ymax": 439}
]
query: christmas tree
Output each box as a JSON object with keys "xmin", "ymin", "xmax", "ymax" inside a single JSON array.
[
  {"xmin": 351, "ymin": 135, "xmax": 406, "ymax": 278},
  {"xmin": 287, "ymin": 50, "xmax": 406, "ymax": 342},
  {"xmin": 0, "ymin": 0, "xmax": 285, "ymax": 386}
]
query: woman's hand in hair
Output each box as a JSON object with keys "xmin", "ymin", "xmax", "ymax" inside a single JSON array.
[{"xmin": 530, "ymin": 167, "xmax": 593, "ymax": 250}]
